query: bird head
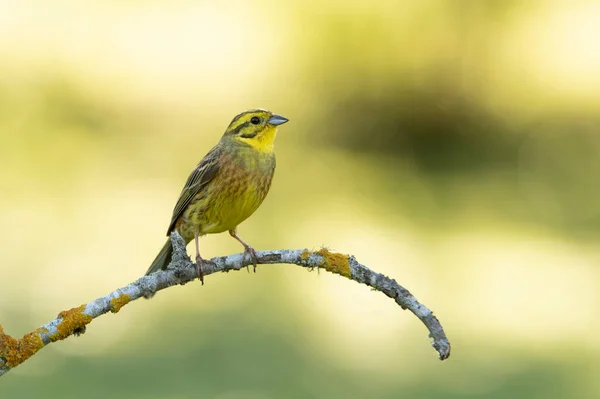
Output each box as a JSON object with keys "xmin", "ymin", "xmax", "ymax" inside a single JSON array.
[{"xmin": 222, "ymin": 109, "xmax": 289, "ymax": 153}]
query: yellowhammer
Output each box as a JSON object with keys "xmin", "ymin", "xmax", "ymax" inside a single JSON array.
[{"xmin": 145, "ymin": 109, "xmax": 289, "ymax": 283}]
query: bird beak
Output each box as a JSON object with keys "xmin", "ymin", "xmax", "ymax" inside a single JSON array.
[{"xmin": 269, "ymin": 114, "xmax": 289, "ymax": 126}]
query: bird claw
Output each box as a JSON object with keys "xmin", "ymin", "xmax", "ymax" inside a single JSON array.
[
  {"xmin": 195, "ymin": 255, "xmax": 215, "ymax": 285},
  {"xmin": 243, "ymin": 245, "xmax": 258, "ymax": 273}
]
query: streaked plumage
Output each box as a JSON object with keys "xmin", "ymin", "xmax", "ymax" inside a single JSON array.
[{"xmin": 145, "ymin": 109, "xmax": 288, "ymax": 281}]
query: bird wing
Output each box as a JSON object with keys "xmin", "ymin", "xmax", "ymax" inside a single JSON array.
[{"xmin": 167, "ymin": 146, "xmax": 221, "ymax": 234}]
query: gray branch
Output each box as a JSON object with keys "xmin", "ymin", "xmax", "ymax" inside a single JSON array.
[{"xmin": 0, "ymin": 233, "xmax": 450, "ymax": 376}]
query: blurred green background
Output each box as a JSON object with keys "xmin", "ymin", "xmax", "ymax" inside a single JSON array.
[{"xmin": 1, "ymin": 0, "xmax": 599, "ymax": 398}]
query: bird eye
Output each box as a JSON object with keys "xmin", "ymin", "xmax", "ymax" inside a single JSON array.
[{"xmin": 250, "ymin": 116, "xmax": 260, "ymax": 125}]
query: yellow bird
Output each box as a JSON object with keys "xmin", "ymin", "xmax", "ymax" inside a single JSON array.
[{"xmin": 145, "ymin": 109, "xmax": 289, "ymax": 282}]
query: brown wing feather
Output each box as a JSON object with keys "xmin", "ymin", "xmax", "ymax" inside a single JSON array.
[{"xmin": 166, "ymin": 145, "xmax": 221, "ymax": 234}]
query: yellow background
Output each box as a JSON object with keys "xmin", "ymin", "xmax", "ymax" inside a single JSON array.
[{"xmin": 1, "ymin": 1, "xmax": 599, "ymax": 398}]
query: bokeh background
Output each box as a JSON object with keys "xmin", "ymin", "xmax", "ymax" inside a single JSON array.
[{"xmin": 1, "ymin": 1, "xmax": 599, "ymax": 398}]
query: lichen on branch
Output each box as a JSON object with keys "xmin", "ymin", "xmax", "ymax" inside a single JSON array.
[{"xmin": 0, "ymin": 233, "xmax": 450, "ymax": 376}]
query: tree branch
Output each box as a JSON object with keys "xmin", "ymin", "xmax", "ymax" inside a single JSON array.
[{"xmin": 0, "ymin": 233, "xmax": 450, "ymax": 376}]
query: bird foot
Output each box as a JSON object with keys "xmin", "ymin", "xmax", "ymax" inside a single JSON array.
[
  {"xmin": 242, "ymin": 245, "xmax": 258, "ymax": 273},
  {"xmin": 195, "ymin": 255, "xmax": 215, "ymax": 285}
]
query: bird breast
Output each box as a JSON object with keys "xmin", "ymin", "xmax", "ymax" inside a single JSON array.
[{"xmin": 193, "ymin": 150, "xmax": 275, "ymax": 235}]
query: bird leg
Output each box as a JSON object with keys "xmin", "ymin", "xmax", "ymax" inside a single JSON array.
[
  {"xmin": 229, "ymin": 229, "xmax": 258, "ymax": 272},
  {"xmin": 194, "ymin": 229, "xmax": 206, "ymax": 285}
]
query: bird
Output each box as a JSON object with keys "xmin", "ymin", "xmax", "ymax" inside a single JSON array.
[{"xmin": 145, "ymin": 109, "xmax": 289, "ymax": 283}]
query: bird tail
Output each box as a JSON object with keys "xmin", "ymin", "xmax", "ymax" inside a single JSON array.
[{"xmin": 145, "ymin": 239, "xmax": 173, "ymax": 275}]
